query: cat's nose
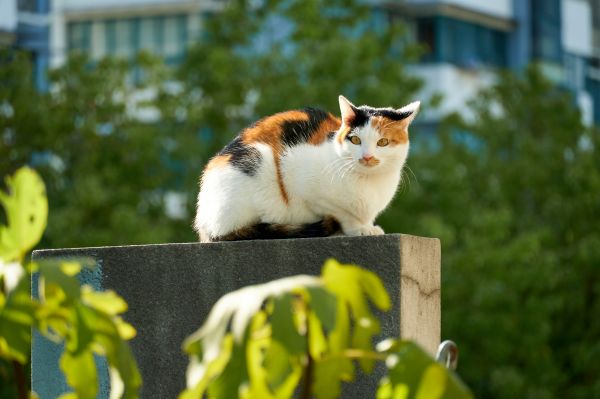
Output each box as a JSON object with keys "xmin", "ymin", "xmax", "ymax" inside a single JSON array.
[{"xmin": 362, "ymin": 155, "xmax": 374, "ymax": 161}]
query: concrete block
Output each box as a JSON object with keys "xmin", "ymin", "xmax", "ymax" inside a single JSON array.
[{"xmin": 32, "ymin": 234, "xmax": 440, "ymax": 398}]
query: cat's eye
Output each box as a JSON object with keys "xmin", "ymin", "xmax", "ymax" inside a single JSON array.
[
  {"xmin": 349, "ymin": 136, "xmax": 361, "ymax": 145},
  {"xmin": 377, "ymin": 138, "xmax": 389, "ymax": 147}
]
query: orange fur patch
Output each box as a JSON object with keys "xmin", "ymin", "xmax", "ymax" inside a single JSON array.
[
  {"xmin": 241, "ymin": 111, "xmax": 311, "ymax": 205},
  {"xmin": 242, "ymin": 110, "xmax": 309, "ymax": 148},
  {"xmin": 204, "ymin": 154, "xmax": 232, "ymax": 173},
  {"xmin": 309, "ymin": 115, "xmax": 341, "ymax": 145},
  {"xmin": 371, "ymin": 116, "xmax": 409, "ymax": 145},
  {"xmin": 337, "ymin": 126, "xmax": 351, "ymax": 144}
]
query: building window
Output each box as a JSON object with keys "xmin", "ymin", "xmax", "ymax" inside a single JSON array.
[
  {"xmin": 67, "ymin": 14, "xmax": 188, "ymax": 64},
  {"xmin": 68, "ymin": 22, "xmax": 91, "ymax": 53},
  {"xmin": 531, "ymin": 0, "xmax": 562, "ymax": 63},
  {"xmin": 416, "ymin": 17, "xmax": 507, "ymax": 68},
  {"xmin": 18, "ymin": 0, "xmax": 37, "ymax": 12}
]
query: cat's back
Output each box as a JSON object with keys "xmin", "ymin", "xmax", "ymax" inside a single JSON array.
[
  {"xmin": 203, "ymin": 107, "xmax": 340, "ymax": 177},
  {"xmin": 240, "ymin": 107, "xmax": 340, "ymax": 150}
]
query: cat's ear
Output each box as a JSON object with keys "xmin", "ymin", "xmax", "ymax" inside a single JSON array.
[
  {"xmin": 396, "ymin": 101, "xmax": 421, "ymax": 125},
  {"xmin": 338, "ymin": 95, "xmax": 357, "ymax": 125}
]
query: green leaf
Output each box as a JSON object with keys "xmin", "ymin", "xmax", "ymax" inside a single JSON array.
[
  {"xmin": 328, "ymin": 298, "xmax": 350, "ymax": 354},
  {"xmin": 306, "ymin": 286, "xmax": 337, "ymax": 331},
  {"xmin": 270, "ymin": 294, "xmax": 305, "ymax": 355},
  {"xmin": 81, "ymin": 286, "xmax": 128, "ymax": 315},
  {"xmin": 307, "ymin": 311, "xmax": 327, "ymax": 360},
  {"xmin": 263, "ymin": 340, "xmax": 293, "ymax": 390},
  {"xmin": 180, "ymin": 334, "xmax": 235, "ymax": 399},
  {"xmin": 414, "ymin": 364, "xmax": 446, "ymax": 399},
  {"xmin": 376, "ymin": 378, "xmax": 409, "ymax": 399},
  {"xmin": 60, "ymin": 262, "xmax": 82, "ymax": 277},
  {"xmin": 60, "ymin": 350, "xmax": 98, "ymax": 399},
  {"xmin": 381, "ymin": 341, "xmax": 473, "ymax": 399},
  {"xmin": 322, "ymin": 259, "xmax": 389, "ymax": 373},
  {"xmin": 358, "ymin": 267, "xmax": 391, "ymax": 311},
  {"xmin": 207, "ymin": 334, "xmax": 248, "ymax": 399},
  {"xmin": 38, "ymin": 261, "xmax": 81, "ymax": 302},
  {"xmin": 106, "ymin": 339, "xmax": 142, "ymax": 399},
  {"xmin": 0, "ymin": 167, "xmax": 48, "ymax": 262},
  {"xmin": 0, "ymin": 276, "xmax": 36, "ymax": 363},
  {"xmin": 66, "ymin": 304, "xmax": 96, "ymax": 355},
  {"xmin": 244, "ymin": 310, "xmax": 276, "ymax": 399},
  {"xmin": 312, "ymin": 357, "xmax": 354, "ymax": 399},
  {"xmin": 72, "ymin": 305, "xmax": 141, "ymax": 398}
]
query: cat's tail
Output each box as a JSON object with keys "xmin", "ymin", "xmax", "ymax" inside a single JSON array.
[{"xmin": 203, "ymin": 217, "xmax": 341, "ymax": 242}]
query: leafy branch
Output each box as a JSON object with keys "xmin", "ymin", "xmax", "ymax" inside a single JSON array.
[
  {"xmin": 180, "ymin": 259, "xmax": 473, "ymax": 399},
  {"xmin": 0, "ymin": 167, "xmax": 142, "ymax": 398}
]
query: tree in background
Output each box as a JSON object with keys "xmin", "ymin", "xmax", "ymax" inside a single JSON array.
[
  {"xmin": 1, "ymin": 51, "xmax": 194, "ymax": 248},
  {"xmin": 378, "ymin": 66, "xmax": 600, "ymax": 398}
]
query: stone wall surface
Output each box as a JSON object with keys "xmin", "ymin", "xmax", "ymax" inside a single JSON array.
[{"xmin": 31, "ymin": 234, "xmax": 440, "ymax": 398}]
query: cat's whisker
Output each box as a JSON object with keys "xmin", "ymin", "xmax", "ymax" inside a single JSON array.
[
  {"xmin": 324, "ymin": 157, "xmax": 354, "ymax": 184},
  {"xmin": 340, "ymin": 160, "xmax": 358, "ymax": 181},
  {"xmin": 405, "ymin": 165, "xmax": 419, "ymax": 186},
  {"xmin": 398, "ymin": 169, "xmax": 409, "ymax": 195},
  {"xmin": 333, "ymin": 159, "xmax": 355, "ymax": 183},
  {"xmin": 323, "ymin": 157, "xmax": 352, "ymax": 176}
]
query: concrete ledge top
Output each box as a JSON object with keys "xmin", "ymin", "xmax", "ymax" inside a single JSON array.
[{"xmin": 33, "ymin": 233, "xmax": 439, "ymax": 255}]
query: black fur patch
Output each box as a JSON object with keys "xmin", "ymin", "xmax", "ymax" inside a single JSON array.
[
  {"xmin": 358, "ymin": 106, "xmax": 413, "ymax": 121},
  {"xmin": 348, "ymin": 107, "xmax": 369, "ymax": 128},
  {"xmin": 349, "ymin": 106, "xmax": 412, "ymax": 128},
  {"xmin": 218, "ymin": 136, "xmax": 262, "ymax": 176},
  {"xmin": 214, "ymin": 217, "xmax": 341, "ymax": 241},
  {"xmin": 280, "ymin": 108, "xmax": 330, "ymax": 147}
]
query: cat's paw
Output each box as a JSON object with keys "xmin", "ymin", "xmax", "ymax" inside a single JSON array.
[
  {"xmin": 345, "ymin": 224, "xmax": 385, "ymax": 236},
  {"xmin": 370, "ymin": 225, "xmax": 385, "ymax": 235}
]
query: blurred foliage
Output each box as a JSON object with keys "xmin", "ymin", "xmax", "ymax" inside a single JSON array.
[
  {"xmin": 180, "ymin": 259, "xmax": 472, "ymax": 399},
  {"xmin": 379, "ymin": 66, "xmax": 600, "ymax": 398},
  {"xmin": 0, "ymin": 50, "xmax": 194, "ymax": 248},
  {"xmin": 0, "ymin": 167, "xmax": 141, "ymax": 398},
  {"xmin": 1, "ymin": 0, "xmax": 599, "ymax": 397}
]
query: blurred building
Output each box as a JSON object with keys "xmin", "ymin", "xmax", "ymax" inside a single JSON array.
[
  {"xmin": 6, "ymin": 0, "xmax": 599, "ymax": 125},
  {"xmin": 0, "ymin": 0, "xmax": 51, "ymax": 89},
  {"xmin": 49, "ymin": 0, "xmax": 223, "ymax": 68},
  {"xmin": 389, "ymin": 0, "xmax": 600, "ymax": 126}
]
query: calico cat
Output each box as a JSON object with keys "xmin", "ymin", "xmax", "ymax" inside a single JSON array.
[{"xmin": 194, "ymin": 95, "xmax": 420, "ymax": 242}]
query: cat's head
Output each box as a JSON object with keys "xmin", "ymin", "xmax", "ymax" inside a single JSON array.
[{"xmin": 335, "ymin": 95, "xmax": 419, "ymax": 174}]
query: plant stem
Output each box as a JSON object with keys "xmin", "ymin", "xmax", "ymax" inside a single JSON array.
[
  {"xmin": 299, "ymin": 353, "xmax": 314, "ymax": 399},
  {"xmin": 299, "ymin": 302, "xmax": 313, "ymax": 399},
  {"xmin": 12, "ymin": 360, "xmax": 27, "ymax": 399}
]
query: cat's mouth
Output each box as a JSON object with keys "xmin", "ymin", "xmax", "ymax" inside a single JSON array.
[{"xmin": 359, "ymin": 158, "xmax": 380, "ymax": 167}]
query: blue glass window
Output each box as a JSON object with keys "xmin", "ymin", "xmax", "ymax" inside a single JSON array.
[
  {"xmin": 531, "ymin": 0, "xmax": 562, "ymax": 62},
  {"xmin": 417, "ymin": 16, "xmax": 507, "ymax": 67},
  {"xmin": 68, "ymin": 22, "xmax": 91, "ymax": 52},
  {"xmin": 68, "ymin": 14, "xmax": 188, "ymax": 65},
  {"xmin": 587, "ymin": 76, "xmax": 600, "ymax": 125}
]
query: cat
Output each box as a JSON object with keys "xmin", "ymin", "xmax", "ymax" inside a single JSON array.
[{"xmin": 194, "ymin": 95, "xmax": 420, "ymax": 242}]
